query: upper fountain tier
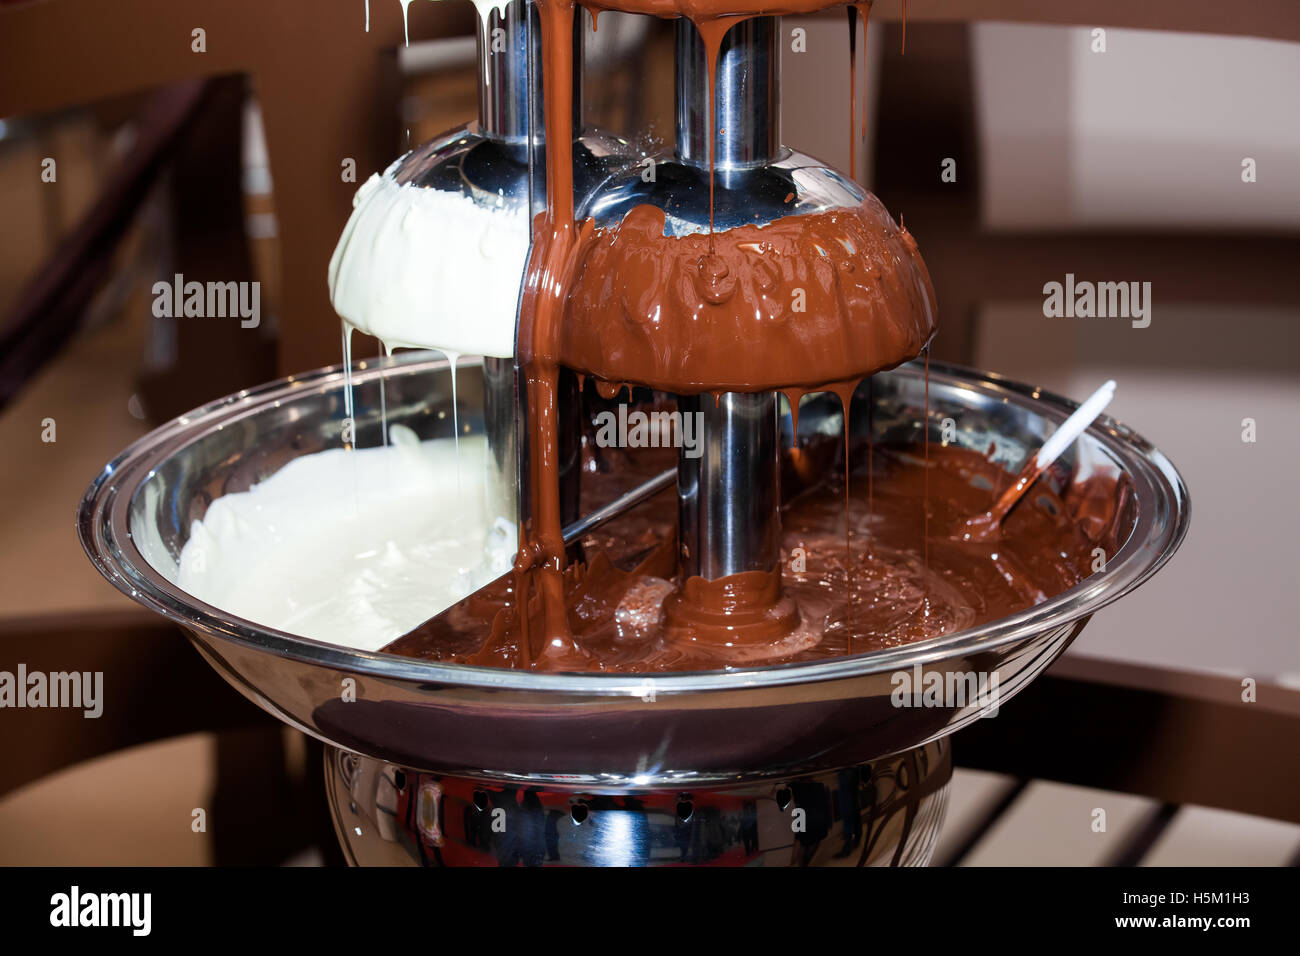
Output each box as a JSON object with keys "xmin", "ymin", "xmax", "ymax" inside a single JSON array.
[
  {"xmin": 558, "ymin": 192, "xmax": 936, "ymax": 393},
  {"xmin": 554, "ymin": 8, "xmax": 935, "ymax": 395},
  {"xmin": 559, "ymin": 195, "xmax": 935, "ymax": 392}
]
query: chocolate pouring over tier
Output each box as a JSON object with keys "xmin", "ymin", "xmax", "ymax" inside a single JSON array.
[
  {"xmin": 560, "ymin": 197, "xmax": 936, "ymax": 393},
  {"xmin": 495, "ymin": 0, "xmax": 954, "ymax": 668}
]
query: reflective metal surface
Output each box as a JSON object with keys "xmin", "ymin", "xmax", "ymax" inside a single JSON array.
[
  {"xmin": 326, "ymin": 739, "xmax": 951, "ymax": 866},
  {"xmin": 585, "ymin": 11, "xmax": 864, "ymax": 235},
  {"xmin": 482, "ymin": 354, "xmax": 519, "ymax": 532},
  {"xmin": 678, "ymin": 392, "xmax": 781, "ymax": 578},
  {"xmin": 389, "ymin": 118, "xmax": 629, "ymax": 216},
  {"xmin": 79, "ymin": 352, "xmax": 1189, "ymax": 790},
  {"xmin": 583, "ymin": 143, "xmax": 860, "ymax": 234},
  {"xmin": 676, "ymin": 17, "xmax": 781, "ymax": 173},
  {"xmin": 474, "ymin": 0, "xmax": 582, "ymax": 144}
]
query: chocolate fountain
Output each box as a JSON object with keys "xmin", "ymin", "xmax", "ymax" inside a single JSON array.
[{"xmin": 79, "ymin": 0, "xmax": 1188, "ymax": 866}]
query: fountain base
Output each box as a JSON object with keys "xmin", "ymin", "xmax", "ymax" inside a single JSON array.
[{"xmin": 325, "ymin": 739, "xmax": 952, "ymax": 867}]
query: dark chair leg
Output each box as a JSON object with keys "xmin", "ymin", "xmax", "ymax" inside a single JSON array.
[{"xmin": 209, "ymin": 726, "xmax": 310, "ymax": 866}]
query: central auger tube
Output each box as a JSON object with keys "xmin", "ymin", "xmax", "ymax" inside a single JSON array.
[{"xmin": 674, "ymin": 17, "xmax": 783, "ymax": 580}]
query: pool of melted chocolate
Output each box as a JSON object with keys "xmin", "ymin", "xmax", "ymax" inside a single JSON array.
[
  {"xmin": 383, "ymin": 420, "xmax": 1117, "ymax": 672},
  {"xmin": 381, "ymin": 0, "xmax": 1123, "ymax": 674}
]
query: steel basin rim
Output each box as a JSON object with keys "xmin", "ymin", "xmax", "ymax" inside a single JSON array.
[{"xmin": 77, "ymin": 352, "xmax": 1190, "ymax": 699}]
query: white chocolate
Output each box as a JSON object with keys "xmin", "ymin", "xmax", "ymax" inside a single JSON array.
[
  {"xmin": 328, "ymin": 160, "xmax": 528, "ymax": 358},
  {"xmin": 177, "ymin": 427, "xmax": 514, "ymax": 652}
]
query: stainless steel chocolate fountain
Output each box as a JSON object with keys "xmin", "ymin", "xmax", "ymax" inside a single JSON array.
[{"xmin": 79, "ymin": 2, "xmax": 1188, "ymax": 866}]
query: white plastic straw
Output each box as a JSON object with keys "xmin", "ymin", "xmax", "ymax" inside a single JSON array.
[
  {"xmin": 966, "ymin": 379, "xmax": 1120, "ymax": 536},
  {"xmin": 1034, "ymin": 379, "xmax": 1117, "ymax": 471}
]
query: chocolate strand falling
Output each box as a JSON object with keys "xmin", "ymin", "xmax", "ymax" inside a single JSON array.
[
  {"xmin": 708, "ymin": 24, "xmax": 716, "ymax": 241},
  {"xmin": 830, "ymin": 380, "xmax": 859, "ymax": 652},
  {"xmin": 694, "ymin": 13, "xmax": 757, "ymax": 244},
  {"xmin": 848, "ymin": 5, "xmax": 858, "ymax": 180},
  {"xmin": 860, "ymin": 4, "xmax": 870, "ymax": 137},
  {"xmin": 517, "ymin": 0, "xmax": 582, "ymax": 662},
  {"xmin": 922, "ymin": 345, "xmax": 930, "ymax": 621},
  {"xmin": 866, "ymin": 376, "xmax": 874, "ymax": 563},
  {"xmin": 843, "ymin": 392, "xmax": 852, "ymax": 652},
  {"xmin": 697, "ymin": 18, "xmax": 725, "ymax": 243},
  {"xmin": 848, "ymin": 2, "xmax": 874, "ymax": 179}
]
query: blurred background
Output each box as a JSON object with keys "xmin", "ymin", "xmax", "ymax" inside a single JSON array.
[{"xmin": 0, "ymin": 0, "xmax": 1296, "ymax": 866}]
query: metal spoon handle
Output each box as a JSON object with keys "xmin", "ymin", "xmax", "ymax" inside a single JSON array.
[{"xmin": 562, "ymin": 467, "xmax": 676, "ymax": 544}]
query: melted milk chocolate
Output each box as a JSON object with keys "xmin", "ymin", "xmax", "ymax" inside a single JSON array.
[
  {"xmin": 384, "ymin": 442, "xmax": 1115, "ymax": 671},
  {"xmin": 560, "ymin": 198, "xmax": 936, "ymax": 393},
  {"xmin": 446, "ymin": 0, "xmax": 1100, "ymax": 671}
]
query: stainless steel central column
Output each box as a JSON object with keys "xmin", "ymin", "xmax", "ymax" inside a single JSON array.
[
  {"xmin": 675, "ymin": 17, "xmax": 782, "ymax": 579},
  {"xmin": 483, "ymin": 1, "xmax": 585, "ymax": 532},
  {"xmin": 479, "ymin": 1, "xmax": 538, "ymax": 533},
  {"xmin": 678, "ymin": 392, "xmax": 782, "ymax": 578},
  {"xmin": 477, "ymin": 0, "xmax": 583, "ymax": 144},
  {"xmin": 675, "ymin": 17, "xmax": 780, "ymax": 177}
]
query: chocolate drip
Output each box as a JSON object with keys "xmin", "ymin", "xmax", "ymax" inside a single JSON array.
[
  {"xmin": 515, "ymin": 0, "xmax": 583, "ymax": 668},
  {"xmin": 847, "ymin": 2, "xmax": 873, "ymax": 180},
  {"xmin": 922, "ymin": 347, "xmax": 930, "ymax": 619}
]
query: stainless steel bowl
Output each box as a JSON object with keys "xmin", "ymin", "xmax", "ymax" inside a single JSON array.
[{"xmin": 78, "ymin": 353, "xmax": 1188, "ymax": 790}]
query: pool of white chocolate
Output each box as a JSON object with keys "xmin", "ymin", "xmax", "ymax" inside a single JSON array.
[{"xmin": 176, "ymin": 426, "xmax": 514, "ymax": 652}]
